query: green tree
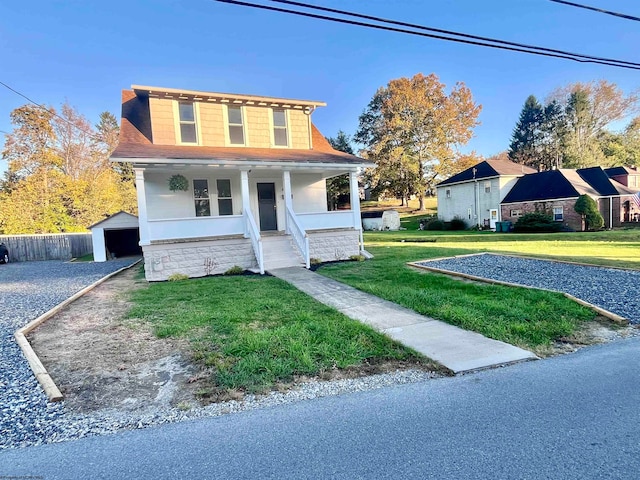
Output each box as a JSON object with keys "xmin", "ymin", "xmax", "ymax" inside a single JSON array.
[
  {"xmin": 356, "ymin": 73, "xmax": 481, "ymax": 210},
  {"xmin": 326, "ymin": 130, "xmax": 353, "ymax": 210},
  {"xmin": 508, "ymin": 95, "xmax": 544, "ymax": 168},
  {"xmin": 574, "ymin": 194, "xmax": 604, "ymax": 231}
]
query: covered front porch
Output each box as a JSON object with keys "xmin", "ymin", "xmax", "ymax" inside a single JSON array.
[{"xmin": 135, "ymin": 164, "xmax": 363, "ymax": 279}]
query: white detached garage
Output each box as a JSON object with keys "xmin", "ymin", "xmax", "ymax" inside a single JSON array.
[{"xmin": 89, "ymin": 211, "xmax": 141, "ymax": 262}]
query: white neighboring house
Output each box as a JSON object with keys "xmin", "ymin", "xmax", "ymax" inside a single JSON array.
[
  {"xmin": 436, "ymin": 159, "xmax": 536, "ymax": 229},
  {"xmin": 110, "ymin": 85, "xmax": 372, "ymax": 281}
]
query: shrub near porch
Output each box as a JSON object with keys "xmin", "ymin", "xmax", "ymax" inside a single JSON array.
[{"xmin": 127, "ymin": 274, "xmax": 441, "ymax": 400}]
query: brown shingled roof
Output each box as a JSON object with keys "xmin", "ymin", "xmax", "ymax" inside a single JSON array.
[{"xmin": 111, "ymin": 89, "xmax": 369, "ymax": 167}]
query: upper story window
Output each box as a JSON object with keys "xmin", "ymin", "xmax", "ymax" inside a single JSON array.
[
  {"xmin": 445, "ymin": 188, "xmax": 451, "ymax": 198},
  {"xmin": 193, "ymin": 179, "xmax": 211, "ymax": 217},
  {"xmin": 178, "ymin": 102, "xmax": 197, "ymax": 144},
  {"xmin": 227, "ymin": 106, "xmax": 245, "ymax": 145},
  {"xmin": 272, "ymin": 108, "xmax": 288, "ymax": 146},
  {"xmin": 484, "ymin": 181, "xmax": 491, "ymax": 194}
]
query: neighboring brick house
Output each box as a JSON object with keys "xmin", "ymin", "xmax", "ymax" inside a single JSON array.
[
  {"xmin": 111, "ymin": 85, "xmax": 372, "ymax": 281},
  {"xmin": 604, "ymin": 166, "xmax": 640, "ymax": 222},
  {"xmin": 500, "ymin": 167, "xmax": 637, "ymax": 231},
  {"xmin": 436, "ymin": 159, "xmax": 536, "ymax": 228}
]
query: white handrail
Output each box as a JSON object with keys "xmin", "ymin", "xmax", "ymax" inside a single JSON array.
[
  {"xmin": 243, "ymin": 209, "xmax": 264, "ymax": 274},
  {"xmin": 286, "ymin": 205, "xmax": 310, "ymax": 269}
]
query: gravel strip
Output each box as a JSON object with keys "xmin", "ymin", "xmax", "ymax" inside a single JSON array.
[
  {"xmin": 0, "ymin": 259, "xmax": 139, "ymax": 450},
  {"xmin": 417, "ymin": 254, "xmax": 640, "ymax": 324}
]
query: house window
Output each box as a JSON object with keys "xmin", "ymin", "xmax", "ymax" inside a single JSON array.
[
  {"xmin": 193, "ymin": 179, "xmax": 211, "ymax": 217},
  {"xmin": 484, "ymin": 181, "xmax": 491, "ymax": 194},
  {"xmin": 216, "ymin": 179, "xmax": 233, "ymax": 216},
  {"xmin": 272, "ymin": 108, "xmax": 288, "ymax": 146},
  {"xmin": 553, "ymin": 206, "xmax": 563, "ymax": 221},
  {"xmin": 511, "ymin": 209, "xmax": 523, "ymax": 218},
  {"xmin": 178, "ymin": 102, "xmax": 197, "ymax": 144},
  {"xmin": 468, "ymin": 208, "xmax": 472, "ymax": 220},
  {"xmin": 446, "ymin": 188, "xmax": 451, "ymax": 198},
  {"xmin": 227, "ymin": 106, "xmax": 245, "ymax": 145}
]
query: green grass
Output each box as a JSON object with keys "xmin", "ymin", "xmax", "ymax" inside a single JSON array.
[
  {"xmin": 71, "ymin": 253, "xmax": 94, "ymax": 262},
  {"xmin": 127, "ymin": 275, "xmax": 437, "ymax": 397},
  {"xmin": 318, "ymin": 229, "xmax": 640, "ymax": 351}
]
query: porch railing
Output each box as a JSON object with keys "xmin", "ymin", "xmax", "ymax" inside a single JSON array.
[
  {"xmin": 296, "ymin": 210, "xmax": 356, "ymax": 231},
  {"xmin": 147, "ymin": 215, "xmax": 243, "ymax": 242},
  {"xmin": 243, "ymin": 209, "xmax": 264, "ymax": 274},
  {"xmin": 286, "ymin": 205, "xmax": 310, "ymax": 269}
]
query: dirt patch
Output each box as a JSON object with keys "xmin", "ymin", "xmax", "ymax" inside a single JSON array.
[{"xmin": 28, "ymin": 266, "xmax": 201, "ymax": 413}]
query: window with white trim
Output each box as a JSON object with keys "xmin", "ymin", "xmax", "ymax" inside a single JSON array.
[
  {"xmin": 484, "ymin": 181, "xmax": 491, "ymax": 194},
  {"xmin": 553, "ymin": 206, "xmax": 563, "ymax": 221},
  {"xmin": 511, "ymin": 209, "xmax": 523, "ymax": 218},
  {"xmin": 272, "ymin": 108, "xmax": 288, "ymax": 146},
  {"xmin": 445, "ymin": 188, "xmax": 451, "ymax": 198},
  {"xmin": 178, "ymin": 102, "xmax": 197, "ymax": 144},
  {"xmin": 216, "ymin": 179, "xmax": 233, "ymax": 216},
  {"xmin": 227, "ymin": 106, "xmax": 245, "ymax": 145},
  {"xmin": 193, "ymin": 179, "xmax": 211, "ymax": 217}
]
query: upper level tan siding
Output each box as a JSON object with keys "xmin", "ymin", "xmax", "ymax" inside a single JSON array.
[
  {"xmin": 289, "ymin": 109, "xmax": 310, "ymax": 149},
  {"xmin": 199, "ymin": 103, "xmax": 226, "ymax": 146},
  {"xmin": 149, "ymin": 97, "xmax": 176, "ymax": 145},
  {"xmin": 245, "ymin": 106, "xmax": 271, "ymax": 148}
]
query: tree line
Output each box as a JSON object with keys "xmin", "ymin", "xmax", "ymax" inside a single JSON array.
[
  {"xmin": 508, "ymin": 80, "xmax": 639, "ymax": 170},
  {"xmin": 0, "ymin": 103, "xmax": 136, "ymax": 234}
]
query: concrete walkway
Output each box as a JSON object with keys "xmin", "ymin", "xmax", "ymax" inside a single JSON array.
[{"xmin": 270, "ymin": 267, "xmax": 538, "ymax": 374}]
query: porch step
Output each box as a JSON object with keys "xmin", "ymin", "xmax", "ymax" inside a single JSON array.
[{"xmin": 261, "ymin": 234, "xmax": 305, "ymax": 270}]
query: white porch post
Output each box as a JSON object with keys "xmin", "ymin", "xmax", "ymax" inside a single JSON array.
[
  {"xmin": 349, "ymin": 170, "xmax": 363, "ymax": 251},
  {"xmin": 283, "ymin": 170, "xmax": 292, "ymax": 233},
  {"xmin": 134, "ymin": 169, "xmax": 150, "ymax": 246},
  {"xmin": 241, "ymin": 169, "xmax": 251, "ymax": 237}
]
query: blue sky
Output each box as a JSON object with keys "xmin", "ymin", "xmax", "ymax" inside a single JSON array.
[{"xmin": 1, "ymin": 0, "xmax": 640, "ymax": 171}]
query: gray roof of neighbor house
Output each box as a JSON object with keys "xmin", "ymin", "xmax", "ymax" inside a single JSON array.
[
  {"xmin": 502, "ymin": 168, "xmax": 635, "ymax": 204},
  {"xmin": 437, "ymin": 159, "xmax": 536, "ymax": 186},
  {"xmin": 111, "ymin": 89, "xmax": 371, "ymax": 167},
  {"xmin": 604, "ymin": 166, "xmax": 639, "ymax": 177}
]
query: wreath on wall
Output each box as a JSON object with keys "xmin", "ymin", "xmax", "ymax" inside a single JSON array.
[{"xmin": 168, "ymin": 174, "xmax": 189, "ymax": 192}]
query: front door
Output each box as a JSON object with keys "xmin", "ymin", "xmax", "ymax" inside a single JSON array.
[
  {"xmin": 489, "ymin": 209, "xmax": 498, "ymax": 230},
  {"xmin": 257, "ymin": 183, "xmax": 277, "ymax": 231}
]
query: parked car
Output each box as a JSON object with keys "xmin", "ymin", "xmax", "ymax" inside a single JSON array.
[{"xmin": 0, "ymin": 243, "xmax": 9, "ymax": 263}]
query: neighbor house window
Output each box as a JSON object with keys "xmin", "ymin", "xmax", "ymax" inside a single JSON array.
[
  {"xmin": 553, "ymin": 206, "xmax": 563, "ymax": 221},
  {"xmin": 484, "ymin": 181, "xmax": 491, "ymax": 194},
  {"xmin": 446, "ymin": 188, "xmax": 451, "ymax": 198},
  {"xmin": 216, "ymin": 179, "xmax": 233, "ymax": 216},
  {"xmin": 193, "ymin": 179, "xmax": 211, "ymax": 217},
  {"xmin": 511, "ymin": 209, "xmax": 523, "ymax": 218},
  {"xmin": 272, "ymin": 108, "xmax": 288, "ymax": 146},
  {"xmin": 227, "ymin": 106, "xmax": 245, "ymax": 145},
  {"xmin": 178, "ymin": 102, "xmax": 197, "ymax": 143}
]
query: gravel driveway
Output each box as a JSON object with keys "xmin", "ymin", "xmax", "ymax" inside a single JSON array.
[
  {"xmin": 0, "ymin": 259, "xmax": 139, "ymax": 450},
  {"xmin": 417, "ymin": 254, "xmax": 640, "ymax": 324}
]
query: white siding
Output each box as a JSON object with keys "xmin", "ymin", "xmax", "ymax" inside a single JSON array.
[{"xmin": 291, "ymin": 174, "xmax": 327, "ymax": 213}]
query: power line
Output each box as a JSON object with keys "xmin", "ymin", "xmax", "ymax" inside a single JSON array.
[
  {"xmin": 213, "ymin": 0, "xmax": 640, "ymax": 70},
  {"xmin": 0, "ymin": 80, "xmax": 101, "ymax": 141},
  {"xmin": 550, "ymin": 0, "xmax": 640, "ymax": 22},
  {"xmin": 272, "ymin": 0, "xmax": 640, "ymax": 67}
]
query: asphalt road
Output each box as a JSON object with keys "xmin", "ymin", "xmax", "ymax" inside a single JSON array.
[{"xmin": 1, "ymin": 337, "xmax": 639, "ymax": 480}]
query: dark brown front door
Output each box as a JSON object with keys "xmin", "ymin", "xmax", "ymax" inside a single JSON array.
[{"xmin": 257, "ymin": 183, "xmax": 277, "ymax": 231}]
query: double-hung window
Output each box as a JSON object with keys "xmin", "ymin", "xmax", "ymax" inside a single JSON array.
[
  {"xmin": 178, "ymin": 102, "xmax": 197, "ymax": 144},
  {"xmin": 553, "ymin": 206, "xmax": 563, "ymax": 221},
  {"xmin": 217, "ymin": 179, "xmax": 233, "ymax": 216},
  {"xmin": 272, "ymin": 108, "xmax": 288, "ymax": 146},
  {"xmin": 227, "ymin": 106, "xmax": 245, "ymax": 145},
  {"xmin": 193, "ymin": 179, "xmax": 211, "ymax": 217},
  {"xmin": 484, "ymin": 181, "xmax": 491, "ymax": 194},
  {"xmin": 445, "ymin": 188, "xmax": 451, "ymax": 198}
]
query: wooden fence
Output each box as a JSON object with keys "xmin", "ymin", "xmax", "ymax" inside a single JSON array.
[{"xmin": 0, "ymin": 233, "xmax": 93, "ymax": 262}]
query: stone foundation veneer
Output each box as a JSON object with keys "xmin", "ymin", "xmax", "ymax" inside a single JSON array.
[
  {"xmin": 307, "ymin": 229, "xmax": 360, "ymax": 262},
  {"xmin": 142, "ymin": 237, "xmax": 257, "ymax": 281}
]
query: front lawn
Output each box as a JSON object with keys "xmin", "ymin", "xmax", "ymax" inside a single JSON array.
[
  {"xmin": 319, "ymin": 230, "xmax": 640, "ymax": 351},
  {"xmin": 127, "ymin": 274, "xmax": 441, "ymax": 399}
]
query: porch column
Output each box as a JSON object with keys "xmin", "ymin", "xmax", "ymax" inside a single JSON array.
[
  {"xmin": 349, "ymin": 171, "xmax": 363, "ymax": 250},
  {"xmin": 283, "ymin": 170, "xmax": 292, "ymax": 234},
  {"xmin": 134, "ymin": 169, "xmax": 150, "ymax": 246},
  {"xmin": 241, "ymin": 170, "xmax": 250, "ymax": 237}
]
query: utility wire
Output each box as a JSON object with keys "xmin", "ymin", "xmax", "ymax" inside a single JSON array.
[
  {"xmin": 550, "ymin": 0, "xmax": 640, "ymax": 22},
  {"xmin": 272, "ymin": 0, "xmax": 640, "ymax": 67},
  {"xmin": 214, "ymin": 0, "xmax": 640, "ymax": 70},
  {"xmin": 0, "ymin": 80, "xmax": 101, "ymax": 141}
]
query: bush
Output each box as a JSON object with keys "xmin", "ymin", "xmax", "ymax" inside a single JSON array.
[
  {"xmin": 449, "ymin": 216, "xmax": 467, "ymax": 231},
  {"xmin": 310, "ymin": 257, "xmax": 322, "ymax": 265},
  {"xmin": 223, "ymin": 266, "xmax": 244, "ymax": 275},
  {"xmin": 349, "ymin": 254, "xmax": 366, "ymax": 262},
  {"xmin": 513, "ymin": 212, "xmax": 562, "ymax": 233},
  {"xmin": 426, "ymin": 219, "xmax": 445, "ymax": 231},
  {"xmin": 574, "ymin": 194, "xmax": 604, "ymax": 231},
  {"xmin": 167, "ymin": 273, "xmax": 189, "ymax": 282}
]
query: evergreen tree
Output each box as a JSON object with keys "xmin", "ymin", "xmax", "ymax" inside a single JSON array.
[{"xmin": 508, "ymin": 95, "xmax": 544, "ymax": 168}]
